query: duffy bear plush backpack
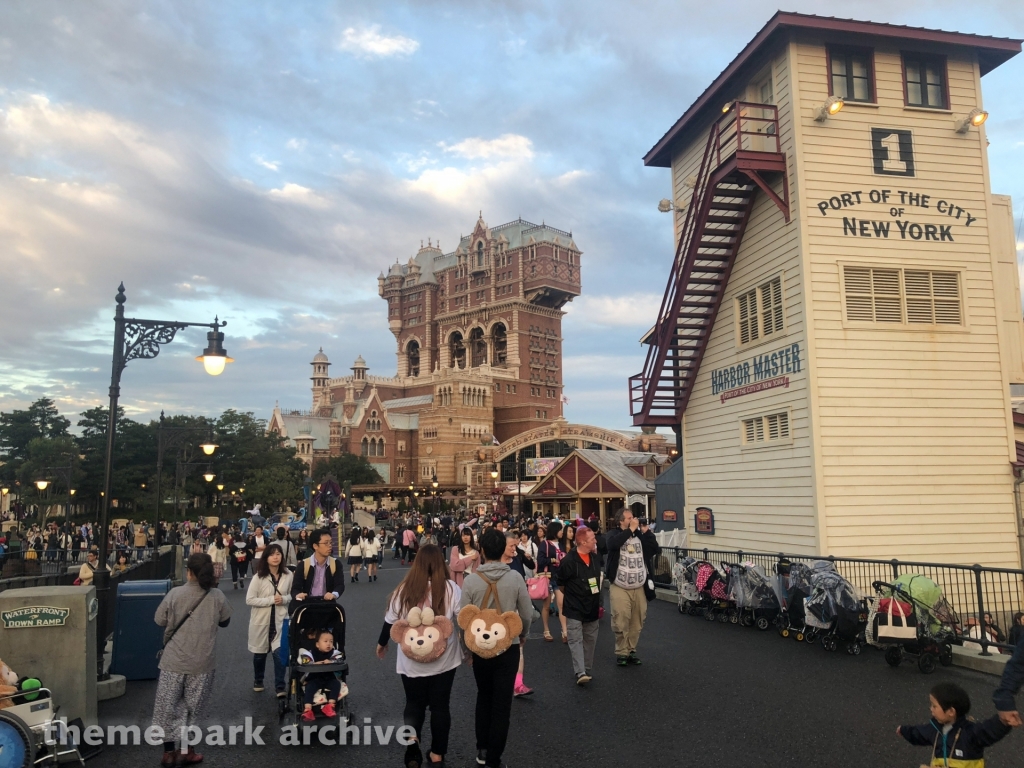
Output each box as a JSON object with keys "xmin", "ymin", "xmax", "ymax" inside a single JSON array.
[
  {"xmin": 390, "ymin": 606, "xmax": 454, "ymax": 663},
  {"xmin": 457, "ymin": 573, "xmax": 523, "ymax": 659}
]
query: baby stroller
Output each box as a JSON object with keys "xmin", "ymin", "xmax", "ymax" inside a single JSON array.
[
  {"xmin": 869, "ymin": 575, "xmax": 958, "ymax": 674},
  {"xmin": 693, "ymin": 560, "xmax": 734, "ymax": 622},
  {"xmin": 803, "ymin": 569, "xmax": 867, "ymax": 654},
  {"xmin": 777, "ymin": 560, "xmax": 814, "ymax": 641},
  {"xmin": 673, "ymin": 557, "xmax": 702, "ymax": 615},
  {"xmin": 727, "ymin": 562, "xmax": 782, "ymax": 630},
  {"xmin": 282, "ymin": 599, "xmax": 350, "ymax": 724}
]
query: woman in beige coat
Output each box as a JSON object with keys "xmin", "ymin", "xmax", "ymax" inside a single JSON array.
[{"xmin": 246, "ymin": 543, "xmax": 292, "ymax": 696}]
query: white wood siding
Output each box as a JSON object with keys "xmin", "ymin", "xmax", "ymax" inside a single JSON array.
[
  {"xmin": 675, "ymin": 50, "xmax": 819, "ymax": 554},
  {"xmin": 794, "ymin": 37, "xmax": 1020, "ymax": 566}
]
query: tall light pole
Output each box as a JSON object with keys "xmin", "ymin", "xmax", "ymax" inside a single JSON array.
[
  {"xmin": 154, "ymin": 411, "xmax": 218, "ymax": 546},
  {"xmin": 95, "ymin": 283, "xmax": 231, "ymax": 680}
]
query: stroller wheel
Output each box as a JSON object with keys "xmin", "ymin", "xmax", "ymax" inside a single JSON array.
[
  {"xmin": 795, "ymin": 631, "xmax": 804, "ymax": 642},
  {"xmin": 780, "ymin": 627, "xmax": 790, "ymax": 638},
  {"xmin": 884, "ymin": 646, "xmax": 903, "ymax": 667},
  {"xmin": 731, "ymin": 612, "xmax": 741, "ymax": 625},
  {"xmin": 847, "ymin": 641, "xmax": 862, "ymax": 656},
  {"xmin": 822, "ymin": 635, "xmax": 837, "ymax": 652},
  {"xmin": 939, "ymin": 643, "xmax": 953, "ymax": 667},
  {"xmin": 717, "ymin": 611, "xmax": 730, "ymax": 623},
  {"xmin": 804, "ymin": 631, "xmax": 817, "ymax": 645},
  {"xmin": 918, "ymin": 652, "xmax": 938, "ymax": 674},
  {"xmin": 687, "ymin": 605, "xmax": 699, "ymax": 616},
  {"xmin": 756, "ymin": 617, "xmax": 770, "ymax": 631},
  {"xmin": 704, "ymin": 609, "xmax": 716, "ymax": 621}
]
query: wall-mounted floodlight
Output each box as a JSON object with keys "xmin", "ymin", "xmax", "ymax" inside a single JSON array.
[
  {"xmin": 955, "ymin": 108, "xmax": 988, "ymax": 134},
  {"xmin": 814, "ymin": 96, "xmax": 844, "ymax": 122}
]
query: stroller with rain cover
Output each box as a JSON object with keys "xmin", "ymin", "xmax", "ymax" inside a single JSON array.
[
  {"xmin": 726, "ymin": 562, "xmax": 782, "ymax": 630},
  {"xmin": 803, "ymin": 569, "xmax": 868, "ymax": 654},
  {"xmin": 777, "ymin": 560, "xmax": 836, "ymax": 642},
  {"xmin": 690, "ymin": 560, "xmax": 734, "ymax": 622},
  {"xmin": 869, "ymin": 574, "xmax": 958, "ymax": 674},
  {"xmin": 281, "ymin": 599, "xmax": 350, "ymax": 726},
  {"xmin": 673, "ymin": 557, "xmax": 702, "ymax": 615}
]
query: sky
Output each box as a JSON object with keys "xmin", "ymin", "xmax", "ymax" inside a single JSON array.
[{"xmin": 1, "ymin": 0, "xmax": 1023, "ymax": 433}]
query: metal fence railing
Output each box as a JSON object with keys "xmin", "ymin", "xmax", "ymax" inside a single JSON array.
[
  {"xmin": 0, "ymin": 546, "xmax": 174, "ymax": 594},
  {"xmin": 659, "ymin": 547, "xmax": 1024, "ymax": 657}
]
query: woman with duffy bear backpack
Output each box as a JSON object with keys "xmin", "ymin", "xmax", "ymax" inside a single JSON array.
[{"xmin": 376, "ymin": 544, "xmax": 462, "ymax": 768}]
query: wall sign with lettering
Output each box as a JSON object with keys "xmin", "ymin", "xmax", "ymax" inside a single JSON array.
[
  {"xmin": 710, "ymin": 343, "xmax": 802, "ymax": 401},
  {"xmin": 2, "ymin": 606, "xmax": 70, "ymax": 629},
  {"xmin": 815, "ymin": 189, "xmax": 976, "ymax": 243},
  {"xmin": 694, "ymin": 507, "xmax": 715, "ymax": 535},
  {"xmin": 871, "ymin": 128, "xmax": 915, "ymax": 177}
]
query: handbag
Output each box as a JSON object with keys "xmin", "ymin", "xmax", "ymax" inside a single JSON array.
[
  {"xmin": 526, "ymin": 576, "xmax": 550, "ymax": 600},
  {"xmin": 874, "ymin": 597, "xmax": 917, "ymax": 642},
  {"xmin": 158, "ymin": 591, "xmax": 210, "ymax": 659}
]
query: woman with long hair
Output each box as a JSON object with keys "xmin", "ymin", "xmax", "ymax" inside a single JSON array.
[
  {"xmin": 376, "ymin": 544, "xmax": 460, "ymax": 768},
  {"xmin": 362, "ymin": 527, "xmax": 381, "ymax": 582},
  {"xmin": 536, "ymin": 521, "xmax": 568, "ymax": 643},
  {"xmin": 246, "ymin": 543, "xmax": 292, "ymax": 695},
  {"xmin": 152, "ymin": 553, "xmax": 232, "ymax": 766},
  {"xmin": 296, "ymin": 528, "xmax": 310, "ymax": 562},
  {"xmin": 448, "ymin": 527, "xmax": 479, "ymax": 588},
  {"xmin": 347, "ymin": 528, "xmax": 364, "ymax": 582},
  {"xmin": 558, "ymin": 521, "xmax": 576, "ymax": 556},
  {"xmin": 208, "ymin": 527, "xmax": 228, "ymax": 584}
]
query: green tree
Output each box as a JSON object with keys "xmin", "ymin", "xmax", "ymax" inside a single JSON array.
[
  {"xmin": 211, "ymin": 410, "xmax": 306, "ymax": 515},
  {"xmin": 243, "ymin": 463, "xmax": 305, "ymax": 512},
  {"xmin": 76, "ymin": 406, "xmax": 158, "ymax": 515},
  {"xmin": 311, "ymin": 453, "xmax": 383, "ymax": 487},
  {"xmin": 0, "ymin": 398, "xmax": 71, "ymax": 484}
]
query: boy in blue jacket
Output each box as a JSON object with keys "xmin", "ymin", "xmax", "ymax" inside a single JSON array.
[{"xmin": 898, "ymin": 682, "xmax": 1010, "ymax": 767}]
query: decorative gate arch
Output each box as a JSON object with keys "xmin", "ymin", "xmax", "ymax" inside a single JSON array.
[{"xmin": 494, "ymin": 420, "xmax": 637, "ymax": 462}]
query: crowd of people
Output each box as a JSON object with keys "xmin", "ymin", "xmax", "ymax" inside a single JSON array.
[
  {"xmin": 20, "ymin": 500, "xmax": 1022, "ymax": 768},
  {"xmin": 142, "ymin": 507, "xmax": 665, "ymax": 767}
]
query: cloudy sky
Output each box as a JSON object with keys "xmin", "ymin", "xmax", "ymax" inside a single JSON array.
[{"xmin": 1, "ymin": 0, "xmax": 1022, "ymax": 432}]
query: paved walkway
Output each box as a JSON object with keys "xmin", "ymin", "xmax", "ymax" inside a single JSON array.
[{"xmin": 98, "ymin": 558, "xmax": 1023, "ymax": 767}]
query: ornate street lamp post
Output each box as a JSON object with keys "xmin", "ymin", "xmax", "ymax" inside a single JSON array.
[{"xmin": 95, "ymin": 283, "xmax": 231, "ymax": 679}]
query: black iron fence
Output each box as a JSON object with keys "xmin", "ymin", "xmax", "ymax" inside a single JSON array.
[
  {"xmin": 0, "ymin": 547, "xmax": 175, "ymax": 594},
  {"xmin": 662, "ymin": 547, "xmax": 1024, "ymax": 656}
]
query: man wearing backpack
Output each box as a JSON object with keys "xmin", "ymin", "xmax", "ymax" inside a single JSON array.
[{"xmin": 290, "ymin": 528, "xmax": 344, "ymax": 606}]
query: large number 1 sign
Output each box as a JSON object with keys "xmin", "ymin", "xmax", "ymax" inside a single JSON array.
[{"xmin": 871, "ymin": 128, "xmax": 915, "ymax": 177}]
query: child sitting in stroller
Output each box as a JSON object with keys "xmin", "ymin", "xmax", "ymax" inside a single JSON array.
[{"xmin": 298, "ymin": 630, "xmax": 348, "ymax": 721}]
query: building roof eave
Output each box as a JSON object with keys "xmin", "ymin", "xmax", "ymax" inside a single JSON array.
[{"xmin": 644, "ymin": 11, "xmax": 1022, "ymax": 168}]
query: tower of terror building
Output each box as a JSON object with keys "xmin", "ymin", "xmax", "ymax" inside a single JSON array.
[{"xmin": 270, "ymin": 214, "xmax": 583, "ymax": 499}]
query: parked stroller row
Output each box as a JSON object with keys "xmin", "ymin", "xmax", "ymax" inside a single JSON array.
[{"xmin": 672, "ymin": 557, "xmax": 961, "ymax": 672}]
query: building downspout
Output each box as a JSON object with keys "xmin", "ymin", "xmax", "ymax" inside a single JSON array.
[{"xmin": 1014, "ymin": 468, "xmax": 1024, "ymax": 570}]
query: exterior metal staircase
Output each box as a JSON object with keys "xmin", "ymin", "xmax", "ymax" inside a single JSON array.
[{"xmin": 630, "ymin": 102, "xmax": 790, "ymax": 427}]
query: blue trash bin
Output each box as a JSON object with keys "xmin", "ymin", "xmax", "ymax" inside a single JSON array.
[{"xmin": 110, "ymin": 579, "xmax": 172, "ymax": 680}]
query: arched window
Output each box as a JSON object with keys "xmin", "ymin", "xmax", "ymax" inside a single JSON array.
[
  {"xmin": 492, "ymin": 323, "xmax": 507, "ymax": 366},
  {"xmin": 361, "ymin": 437, "xmax": 368, "ymax": 456},
  {"xmin": 477, "ymin": 241, "xmax": 484, "ymax": 267},
  {"xmin": 377, "ymin": 438, "xmax": 385, "ymax": 457},
  {"xmin": 407, "ymin": 340, "xmax": 420, "ymax": 377},
  {"xmin": 449, "ymin": 332, "xmax": 465, "ymax": 369},
  {"xmin": 469, "ymin": 328, "xmax": 486, "ymax": 367}
]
